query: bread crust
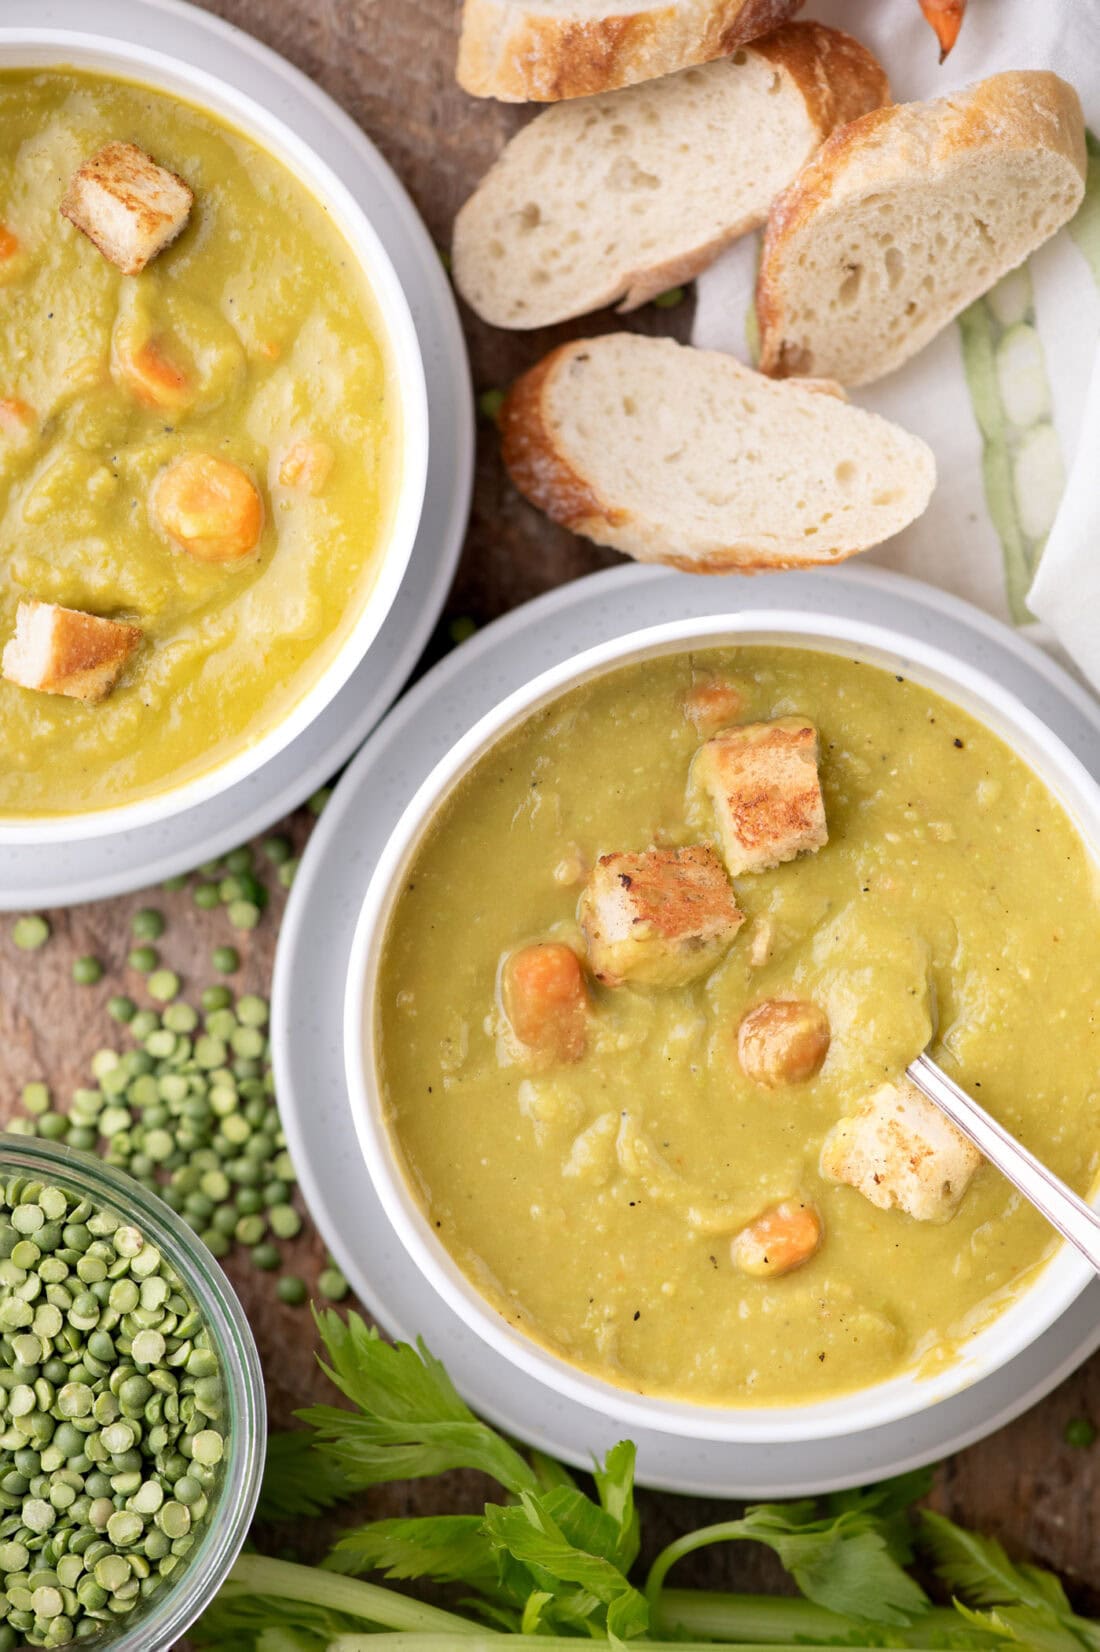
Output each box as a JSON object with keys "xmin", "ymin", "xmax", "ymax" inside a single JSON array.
[
  {"xmin": 617, "ymin": 233, "xmax": 746, "ymax": 315},
  {"xmin": 457, "ymin": 0, "xmax": 804, "ymax": 102},
  {"xmin": 500, "ymin": 337, "xmax": 933, "ymax": 572},
  {"xmin": 692, "ymin": 717, "xmax": 827, "ymax": 873},
  {"xmin": 455, "ymin": 20, "xmax": 887, "ymax": 327},
  {"xmin": 655, "ymin": 544, "xmax": 855, "ymax": 573},
  {"xmin": 44, "ymin": 610, "xmax": 140, "ymax": 699},
  {"xmin": 615, "ymin": 21, "xmax": 887, "ymax": 312},
  {"xmin": 751, "ymin": 19, "xmax": 889, "ymax": 138},
  {"xmin": 501, "ymin": 345, "xmax": 628, "ymax": 534},
  {"xmin": 2, "ymin": 601, "xmax": 141, "ymax": 703},
  {"xmin": 757, "ymin": 71, "xmax": 1086, "ymax": 383},
  {"xmin": 579, "ymin": 844, "xmax": 742, "ymax": 987}
]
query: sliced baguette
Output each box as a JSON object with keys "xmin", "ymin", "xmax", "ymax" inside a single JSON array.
[
  {"xmin": 757, "ymin": 71, "xmax": 1086, "ymax": 388},
  {"xmin": 457, "ymin": 0, "xmax": 804, "ymax": 102},
  {"xmin": 500, "ymin": 334, "xmax": 935, "ymax": 570},
  {"xmin": 453, "ymin": 22, "xmax": 888, "ymax": 329}
]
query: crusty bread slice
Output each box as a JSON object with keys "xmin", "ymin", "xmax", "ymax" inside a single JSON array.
[
  {"xmin": 757, "ymin": 71, "xmax": 1086, "ymax": 388},
  {"xmin": 453, "ymin": 22, "xmax": 888, "ymax": 328},
  {"xmin": 500, "ymin": 334, "xmax": 934, "ymax": 570},
  {"xmin": 2, "ymin": 601, "xmax": 141, "ymax": 703},
  {"xmin": 457, "ymin": 0, "xmax": 804, "ymax": 102}
]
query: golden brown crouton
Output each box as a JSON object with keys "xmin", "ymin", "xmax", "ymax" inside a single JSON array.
[
  {"xmin": 578, "ymin": 844, "xmax": 743, "ymax": 988},
  {"xmin": 691, "ymin": 716, "xmax": 827, "ymax": 876},
  {"xmin": 2, "ymin": 601, "xmax": 141, "ymax": 704},
  {"xmin": 820, "ymin": 1077, "xmax": 981, "ymax": 1223},
  {"xmin": 61, "ymin": 142, "xmax": 193, "ymax": 275}
]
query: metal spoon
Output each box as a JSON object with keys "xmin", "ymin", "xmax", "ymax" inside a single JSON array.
[{"xmin": 907, "ymin": 1050, "xmax": 1100, "ymax": 1273}]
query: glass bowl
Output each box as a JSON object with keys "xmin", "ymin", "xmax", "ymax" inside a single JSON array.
[{"xmin": 0, "ymin": 1134, "xmax": 265, "ymax": 1649}]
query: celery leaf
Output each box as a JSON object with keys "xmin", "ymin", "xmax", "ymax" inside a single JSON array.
[
  {"xmin": 302, "ymin": 1313, "xmax": 537, "ymax": 1495},
  {"xmin": 325, "ymin": 1515, "xmax": 498, "ymax": 1587},
  {"xmin": 257, "ymin": 1431, "xmax": 358, "ymax": 1521}
]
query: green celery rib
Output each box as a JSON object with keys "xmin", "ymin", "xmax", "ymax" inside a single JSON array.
[
  {"xmin": 657, "ymin": 1591, "xmax": 983, "ymax": 1646},
  {"xmin": 325, "ymin": 1638, "xmax": 966, "ymax": 1652},
  {"xmin": 225, "ymin": 1556, "xmax": 485, "ymax": 1635}
]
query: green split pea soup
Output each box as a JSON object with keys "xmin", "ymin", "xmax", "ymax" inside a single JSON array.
[
  {"xmin": 0, "ymin": 68, "xmax": 398, "ymax": 814},
  {"xmin": 377, "ymin": 647, "xmax": 1100, "ymax": 1408}
]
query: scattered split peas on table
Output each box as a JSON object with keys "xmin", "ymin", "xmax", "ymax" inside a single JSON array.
[{"xmin": 7, "ymin": 833, "xmax": 348, "ymax": 1308}]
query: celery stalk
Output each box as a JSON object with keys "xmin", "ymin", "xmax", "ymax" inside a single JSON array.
[
  {"xmin": 657, "ymin": 1590, "xmax": 979, "ymax": 1646},
  {"xmin": 327, "ymin": 1636, "xmax": 971, "ymax": 1652},
  {"xmin": 224, "ymin": 1556, "xmax": 484, "ymax": 1636}
]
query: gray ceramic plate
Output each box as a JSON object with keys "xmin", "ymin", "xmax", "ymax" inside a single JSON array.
[
  {"xmin": 273, "ymin": 561, "xmax": 1100, "ymax": 1496},
  {"xmin": 0, "ymin": 0, "xmax": 472, "ymax": 907}
]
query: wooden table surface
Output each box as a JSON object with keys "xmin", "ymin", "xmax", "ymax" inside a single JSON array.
[{"xmin": 3, "ymin": 0, "xmax": 1100, "ymax": 1618}]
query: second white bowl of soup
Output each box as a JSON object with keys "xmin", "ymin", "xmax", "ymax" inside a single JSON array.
[
  {"xmin": 0, "ymin": 37, "xmax": 428, "ymax": 839},
  {"xmin": 347, "ymin": 613, "xmax": 1100, "ymax": 1444}
]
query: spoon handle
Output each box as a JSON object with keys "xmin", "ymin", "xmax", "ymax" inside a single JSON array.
[{"xmin": 907, "ymin": 1051, "xmax": 1100, "ymax": 1275}]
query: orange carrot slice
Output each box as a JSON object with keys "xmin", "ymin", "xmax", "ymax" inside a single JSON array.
[
  {"xmin": 152, "ymin": 453, "xmax": 263, "ymax": 564},
  {"xmin": 502, "ymin": 942, "xmax": 589, "ymax": 1064}
]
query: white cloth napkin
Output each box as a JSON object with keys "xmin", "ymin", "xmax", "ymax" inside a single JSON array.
[{"xmin": 692, "ymin": 0, "xmax": 1100, "ymax": 686}]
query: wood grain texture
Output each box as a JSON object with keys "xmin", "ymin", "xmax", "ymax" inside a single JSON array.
[{"xmin": 3, "ymin": 0, "xmax": 1100, "ymax": 1623}]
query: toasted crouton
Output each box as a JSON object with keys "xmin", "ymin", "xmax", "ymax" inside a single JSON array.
[
  {"xmin": 61, "ymin": 143, "xmax": 193, "ymax": 275},
  {"xmin": 578, "ymin": 844, "xmax": 743, "ymax": 988},
  {"xmin": 820, "ymin": 1077, "xmax": 981, "ymax": 1223},
  {"xmin": 2, "ymin": 601, "xmax": 141, "ymax": 704},
  {"xmin": 691, "ymin": 716, "xmax": 826, "ymax": 876}
]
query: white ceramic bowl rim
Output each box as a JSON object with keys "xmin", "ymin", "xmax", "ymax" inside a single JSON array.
[
  {"xmin": 345, "ymin": 609, "xmax": 1100, "ymax": 1446},
  {"xmin": 0, "ymin": 30, "xmax": 429, "ymax": 843}
]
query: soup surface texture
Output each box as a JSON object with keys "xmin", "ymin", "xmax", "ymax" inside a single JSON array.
[
  {"xmin": 377, "ymin": 647, "xmax": 1100, "ymax": 1407},
  {"xmin": 0, "ymin": 69, "xmax": 396, "ymax": 813}
]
